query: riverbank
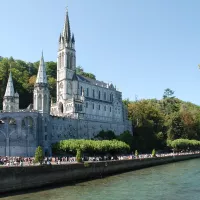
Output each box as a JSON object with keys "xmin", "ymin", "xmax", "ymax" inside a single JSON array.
[{"xmin": 0, "ymin": 153, "xmax": 199, "ymax": 194}]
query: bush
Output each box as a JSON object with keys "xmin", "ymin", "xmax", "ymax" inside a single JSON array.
[
  {"xmin": 34, "ymin": 146, "xmax": 44, "ymax": 165},
  {"xmin": 135, "ymin": 150, "xmax": 139, "ymax": 157},
  {"xmin": 152, "ymin": 149, "xmax": 156, "ymax": 157},
  {"xmin": 84, "ymin": 162, "xmax": 90, "ymax": 167},
  {"xmin": 76, "ymin": 149, "xmax": 82, "ymax": 163}
]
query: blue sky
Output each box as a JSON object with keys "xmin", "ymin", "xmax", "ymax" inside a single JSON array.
[{"xmin": 1, "ymin": 0, "xmax": 200, "ymax": 104}]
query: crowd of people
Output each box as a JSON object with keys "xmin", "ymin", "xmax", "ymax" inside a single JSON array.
[{"xmin": 0, "ymin": 151, "xmax": 199, "ymax": 167}]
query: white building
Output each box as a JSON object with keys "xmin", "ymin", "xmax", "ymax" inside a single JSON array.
[{"xmin": 0, "ymin": 9, "xmax": 132, "ymax": 157}]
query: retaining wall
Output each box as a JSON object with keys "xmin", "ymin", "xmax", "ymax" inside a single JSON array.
[{"xmin": 0, "ymin": 154, "xmax": 199, "ymax": 193}]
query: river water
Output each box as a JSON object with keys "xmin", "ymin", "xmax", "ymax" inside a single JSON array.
[{"xmin": 1, "ymin": 158, "xmax": 200, "ymax": 200}]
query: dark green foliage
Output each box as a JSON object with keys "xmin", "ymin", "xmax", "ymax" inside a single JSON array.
[
  {"xmin": 34, "ymin": 146, "xmax": 44, "ymax": 165},
  {"xmin": 95, "ymin": 130, "xmax": 116, "ymax": 140},
  {"xmin": 117, "ymin": 131, "xmax": 134, "ymax": 149},
  {"xmin": 127, "ymin": 89, "xmax": 200, "ymax": 152},
  {"xmin": 163, "ymin": 88, "xmax": 175, "ymax": 99}
]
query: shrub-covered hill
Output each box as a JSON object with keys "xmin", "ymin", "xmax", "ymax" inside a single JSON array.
[{"xmin": 0, "ymin": 57, "xmax": 95, "ymax": 109}]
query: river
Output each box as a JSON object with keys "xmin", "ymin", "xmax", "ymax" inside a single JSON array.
[{"xmin": 1, "ymin": 158, "xmax": 200, "ymax": 200}]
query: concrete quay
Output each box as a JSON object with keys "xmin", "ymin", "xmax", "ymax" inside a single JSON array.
[{"xmin": 0, "ymin": 153, "xmax": 199, "ymax": 194}]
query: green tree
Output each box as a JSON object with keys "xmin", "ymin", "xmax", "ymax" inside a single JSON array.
[
  {"xmin": 34, "ymin": 146, "xmax": 44, "ymax": 165},
  {"xmin": 152, "ymin": 149, "xmax": 156, "ymax": 157},
  {"xmin": 76, "ymin": 149, "xmax": 82, "ymax": 162},
  {"xmin": 117, "ymin": 131, "xmax": 134, "ymax": 150},
  {"xmin": 163, "ymin": 88, "xmax": 175, "ymax": 99}
]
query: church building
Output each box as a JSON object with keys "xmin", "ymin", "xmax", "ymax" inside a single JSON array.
[{"xmin": 0, "ymin": 9, "xmax": 132, "ymax": 156}]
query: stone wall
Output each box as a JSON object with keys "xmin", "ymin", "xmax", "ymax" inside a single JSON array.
[
  {"xmin": 0, "ymin": 154, "xmax": 199, "ymax": 194},
  {"xmin": 50, "ymin": 116, "xmax": 132, "ymax": 143}
]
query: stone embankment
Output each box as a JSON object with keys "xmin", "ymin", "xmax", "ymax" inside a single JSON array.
[{"xmin": 0, "ymin": 154, "xmax": 199, "ymax": 194}]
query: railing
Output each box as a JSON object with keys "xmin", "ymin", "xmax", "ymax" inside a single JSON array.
[{"xmin": 0, "ymin": 109, "xmax": 38, "ymax": 113}]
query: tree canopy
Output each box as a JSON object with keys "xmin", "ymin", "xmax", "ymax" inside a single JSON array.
[{"xmin": 126, "ymin": 89, "xmax": 200, "ymax": 152}]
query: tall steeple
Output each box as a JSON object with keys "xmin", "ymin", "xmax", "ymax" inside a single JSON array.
[
  {"xmin": 4, "ymin": 71, "xmax": 15, "ymax": 97},
  {"xmin": 56, "ymin": 8, "xmax": 76, "ymax": 102},
  {"xmin": 34, "ymin": 51, "xmax": 50, "ymax": 114},
  {"xmin": 62, "ymin": 9, "xmax": 71, "ymax": 43},
  {"xmin": 36, "ymin": 51, "xmax": 47, "ymax": 84},
  {"xmin": 3, "ymin": 68, "xmax": 19, "ymax": 112}
]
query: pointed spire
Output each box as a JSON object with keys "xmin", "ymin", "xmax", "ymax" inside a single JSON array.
[
  {"xmin": 4, "ymin": 70, "xmax": 15, "ymax": 97},
  {"xmin": 63, "ymin": 8, "xmax": 71, "ymax": 43},
  {"xmin": 71, "ymin": 33, "xmax": 75, "ymax": 43},
  {"xmin": 36, "ymin": 51, "xmax": 48, "ymax": 84},
  {"xmin": 59, "ymin": 33, "xmax": 62, "ymax": 43}
]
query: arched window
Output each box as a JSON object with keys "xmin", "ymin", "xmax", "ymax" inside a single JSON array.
[
  {"xmin": 67, "ymin": 53, "xmax": 70, "ymax": 69},
  {"xmin": 62, "ymin": 52, "xmax": 64, "ymax": 68},
  {"xmin": 44, "ymin": 95, "xmax": 48, "ymax": 111},
  {"xmin": 110, "ymin": 93, "xmax": 113, "ymax": 102},
  {"xmin": 59, "ymin": 102, "xmax": 64, "ymax": 113},
  {"xmin": 80, "ymin": 86, "xmax": 83, "ymax": 95},
  {"xmin": 93, "ymin": 89, "xmax": 95, "ymax": 98},
  {"xmin": 87, "ymin": 88, "xmax": 89, "ymax": 96},
  {"xmin": 70, "ymin": 54, "xmax": 73, "ymax": 69},
  {"xmin": 98, "ymin": 91, "xmax": 101, "ymax": 99},
  {"xmin": 6, "ymin": 105, "xmax": 9, "ymax": 111},
  {"xmin": 38, "ymin": 94, "xmax": 42, "ymax": 110},
  {"xmin": 104, "ymin": 92, "xmax": 106, "ymax": 100}
]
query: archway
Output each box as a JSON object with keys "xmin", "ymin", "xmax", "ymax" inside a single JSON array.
[
  {"xmin": 21, "ymin": 116, "xmax": 35, "ymax": 157},
  {"xmin": 59, "ymin": 102, "xmax": 64, "ymax": 114}
]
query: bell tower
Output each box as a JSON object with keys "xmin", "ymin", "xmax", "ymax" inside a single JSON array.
[{"xmin": 57, "ymin": 9, "xmax": 76, "ymax": 102}]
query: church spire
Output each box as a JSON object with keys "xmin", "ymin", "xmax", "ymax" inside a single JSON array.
[
  {"xmin": 4, "ymin": 70, "xmax": 15, "ymax": 97},
  {"xmin": 71, "ymin": 33, "xmax": 75, "ymax": 43},
  {"xmin": 62, "ymin": 8, "xmax": 71, "ymax": 43},
  {"xmin": 36, "ymin": 51, "xmax": 48, "ymax": 84}
]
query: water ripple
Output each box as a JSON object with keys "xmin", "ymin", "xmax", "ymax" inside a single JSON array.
[{"xmin": 1, "ymin": 159, "xmax": 200, "ymax": 200}]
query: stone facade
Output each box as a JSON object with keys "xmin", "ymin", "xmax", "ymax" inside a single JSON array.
[{"xmin": 0, "ymin": 9, "xmax": 132, "ymax": 157}]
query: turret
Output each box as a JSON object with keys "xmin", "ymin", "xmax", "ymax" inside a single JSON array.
[
  {"xmin": 33, "ymin": 52, "xmax": 49, "ymax": 113},
  {"xmin": 3, "ymin": 71, "xmax": 19, "ymax": 112}
]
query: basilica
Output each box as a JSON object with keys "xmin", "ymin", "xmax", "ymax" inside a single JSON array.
[{"xmin": 0, "ymin": 10, "xmax": 132, "ymax": 156}]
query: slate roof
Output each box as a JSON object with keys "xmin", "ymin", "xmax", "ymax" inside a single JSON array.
[{"xmin": 76, "ymin": 74, "xmax": 110, "ymax": 88}]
